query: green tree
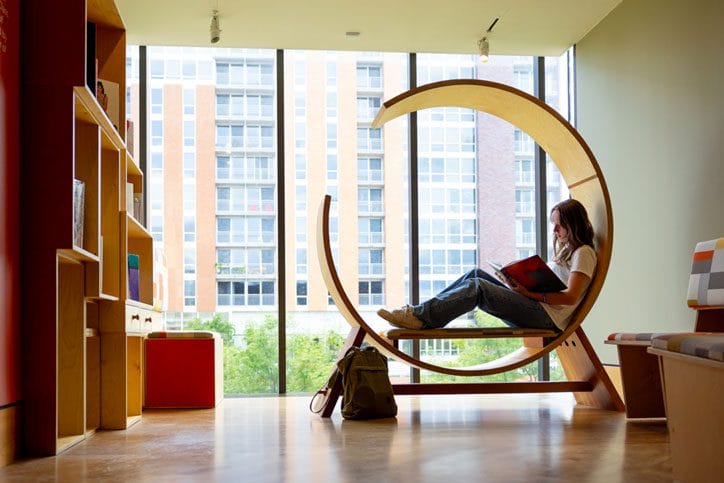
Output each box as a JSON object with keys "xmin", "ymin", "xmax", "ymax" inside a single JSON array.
[
  {"xmin": 233, "ymin": 315, "xmax": 279, "ymax": 393},
  {"xmin": 183, "ymin": 313, "xmax": 235, "ymax": 346},
  {"xmin": 286, "ymin": 330, "xmax": 344, "ymax": 393},
  {"xmin": 419, "ymin": 310, "xmax": 542, "ymax": 383}
]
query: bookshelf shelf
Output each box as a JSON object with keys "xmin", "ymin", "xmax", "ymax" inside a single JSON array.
[{"xmin": 21, "ymin": 0, "xmax": 158, "ymax": 455}]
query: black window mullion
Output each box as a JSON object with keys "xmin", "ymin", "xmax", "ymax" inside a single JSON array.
[
  {"xmin": 533, "ymin": 55, "xmax": 550, "ymax": 382},
  {"xmin": 276, "ymin": 49, "xmax": 287, "ymax": 394},
  {"xmin": 408, "ymin": 53, "xmax": 421, "ymax": 383}
]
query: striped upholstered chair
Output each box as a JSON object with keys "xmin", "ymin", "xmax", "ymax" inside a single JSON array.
[{"xmin": 605, "ymin": 237, "xmax": 724, "ymax": 418}]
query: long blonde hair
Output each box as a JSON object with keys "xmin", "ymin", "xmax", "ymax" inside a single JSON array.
[{"xmin": 551, "ymin": 199, "xmax": 594, "ymax": 265}]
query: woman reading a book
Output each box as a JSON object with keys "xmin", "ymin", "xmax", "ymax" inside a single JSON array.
[{"xmin": 377, "ymin": 199, "xmax": 597, "ymax": 332}]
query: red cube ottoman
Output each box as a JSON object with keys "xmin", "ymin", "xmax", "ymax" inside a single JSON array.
[{"xmin": 145, "ymin": 331, "xmax": 223, "ymax": 408}]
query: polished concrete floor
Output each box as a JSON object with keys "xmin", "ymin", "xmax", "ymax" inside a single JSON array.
[{"xmin": 1, "ymin": 394, "xmax": 672, "ymax": 482}]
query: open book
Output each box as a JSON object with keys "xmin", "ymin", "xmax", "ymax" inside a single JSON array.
[{"xmin": 487, "ymin": 255, "xmax": 566, "ymax": 293}]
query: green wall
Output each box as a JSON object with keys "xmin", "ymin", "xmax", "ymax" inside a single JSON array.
[{"xmin": 576, "ymin": 0, "xmax": 724, "ymax": 362}]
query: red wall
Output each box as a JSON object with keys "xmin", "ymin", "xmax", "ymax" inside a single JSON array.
[{"xmin": 0, "ymin": 0, "xmax": 21, "ymax": 406}]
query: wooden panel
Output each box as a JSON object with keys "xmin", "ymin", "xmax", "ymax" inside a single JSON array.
[
  {"xmin": 73, "ymin": 120, "xmax": 100, "ymax": 256},
  {"xmin": 616, "ymin": 345, "xmax": 665, "ymax": 418},
  {"xmin": 392, "ymin": 381, "xmax": 593, "ymax": 395},
  {"xmin": 127, "ymin": 336, "xmax": 142, "ymax": 418},
  {"xmin": 100, "ymin": 331, "xmax": 127, "ymax": 429},
  {"xmin": 87, "ymin": 0, "xmax": 124, "ymax": 28},
  {"xmin": 57, "ymin": 257, "xmax": 86, "ymax": 440},
  {"xmin": 127, "ymin": 222, "xmax": 154, "ymax": 306},
  {"xmin": 100, "ymin": 146, "xmax": 121, "ymax": 298},
  {"xmin": 317, "ymin": 195, "xmax": 613, "ymax": 381},
  {"xmin": 556, "ymin": 328, "xmax": 625, "ymax": 411},
  {"xmin": 384, "ymin": 327, "xmax": 557, "ymax": 340},
  {"xmin": 86, "ymin": 335, "xmax": 101, "ymax": 432},
  {"xmin": 0, "ymin": 406, "xmax": 20, "ymax": 467},
  {"xmin": 654, "ymin": 351, "xmax": 724, "ymax": 482},
  {"xmin": 95, "ymin": 25, "xmax": 126, "ymax": 139},
  {"xmin": 694, "ymin": 308, "xmax": 724, "ymax": 332},
  {"xmin": 86, "ymin": 301, "xmax": 101, "ymax": 432}
]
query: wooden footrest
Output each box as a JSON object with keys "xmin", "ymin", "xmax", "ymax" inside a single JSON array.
[
  {"xmin": 383, "ymin": 327, "xmax": 558, "ymax": 340},
  {"xmin": 392, "ymin": 381, "xmax": 593, "ymax": 395}
]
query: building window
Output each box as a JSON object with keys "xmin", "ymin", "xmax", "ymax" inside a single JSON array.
[
  {"xmin": 151, "ymin": 120, "xmax": 163, "ymax": 146},
  {"xmin": 184, "ymin": 245, "xmax": 196, "ymax": 273},
  {"xmin": 184, "ymin": 214, "xmax": 195, "ymax": 242},
  {"xmin": 184, "ymin": 280, "xmax": 196, "ymax": 306},
  {"xmin": 296, "ymin": 248, "xmax": 307, "ymax": 275},
  {"xmin": 183, "ymin": 152, "xmax": 195, "ymax": 178},
  {"xmin": 359, "ymin": 280, "xmax": 384, "ymax": 306},
  {"xmin": 356, "ymin": 65, "xmax": 382, "ymax": 90},
  {"xmin": 357, "ymin": 157, "xmax": 383, "ymax": 183},
  {"xmin": 216, "ymin": 248, "xmax": 274, "ymax": 275},
  {"xmin": 515, "ymin": 158, "xmax": 534, "ymax": 184},
  {"xmin": 217, "ymin": 280, "xmax": 274, "ymax": 306},
  {"xmin": 516, "ymin": 218, "xmax": 535, "ymax": 246},
  {"xmin": 357, "ymin": 127, "xmax": 382, "ymax": 151},
  {"xmin": 183, "ymin": 88, "xmax": 195, "ymax": 114},
  {"xmin": 357, "ymin": 96, "xmax": 381, "ymax": 121},
  {"xmin": 358, "ymin": 187, "xmax": 383, "ymax": 214},
  {"xmin": 326, "ymin": 123, "xmax": 337, "ymax": 149},
  {"xmin": 183, "ymin": 120, "xmax": 195, "ymax": 147},
  {"xmin": 326, "ymin": 155, "xmax": 337, "ymax": 181},
  {"xmin": 515, "ymin": 189, "xmax": 535, "ymax": 215},
  {"xmin": 150, "ymin": 88, "xmax": 163, "ymax": 114},
  {"xmin": 216, "ymin": 155, "xmax": 273, "ymax": 182},
  {"xmin": 358, "ymin": 248, "xmax": 384, "ymax": 276},
  {"xmin": 296, "ymin": 281, "xmax": 307, "ymax": 306},
  {"xmin": 217, "ymin": 217, "xmax": 275, "ymax": 244},
  {"xmin": 358, "ymin": 217, "xmax": 383, "ymax": 244},
  {"xmin": 514, "ymin": 129, "xmax": 535, "ymax": 154}
]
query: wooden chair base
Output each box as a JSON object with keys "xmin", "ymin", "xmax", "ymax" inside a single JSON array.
[{"xmin": 317, "ymin": 326, "xmax": 624, "ymax": 417}]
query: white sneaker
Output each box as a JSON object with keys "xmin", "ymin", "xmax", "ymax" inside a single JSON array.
[{"xmin": 377, "ymin": 305, "xmax": 423, "ymax": 330}]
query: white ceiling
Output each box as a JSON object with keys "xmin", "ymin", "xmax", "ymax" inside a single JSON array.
[{"xmin": 116, "ymin": 0, "xmax": 622, "ymax": 56}]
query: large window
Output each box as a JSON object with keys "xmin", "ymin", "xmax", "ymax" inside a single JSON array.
[{"xmin": 129, "ymin": 46, "xmax": 574, "ymax": 394}]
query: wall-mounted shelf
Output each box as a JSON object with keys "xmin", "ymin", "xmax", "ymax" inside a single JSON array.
[{"xmin": 22, "ymin": 0, "xmax": 157, "ymax": 455}]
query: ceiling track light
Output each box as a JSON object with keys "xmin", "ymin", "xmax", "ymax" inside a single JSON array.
[
  {"xmin": 210, "ymin": 9, "xmax": 221, "ymax": 44},
  {"xmin": 478, "ymin": 17, "xmax": 499, "ymax": 63},
  {"xmin": 478, "ymin": 37, "xmax": 490, "ymax": 63}
]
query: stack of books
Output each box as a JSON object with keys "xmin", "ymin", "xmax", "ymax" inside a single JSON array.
[{"xmin": 128, "ymin": 253, "xmax": 140, "ymax": 301}]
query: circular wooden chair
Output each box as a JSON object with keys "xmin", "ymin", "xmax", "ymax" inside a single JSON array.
[{"xmin": 314, "ymin": 80, "xmax": 623, "ymax": 416}]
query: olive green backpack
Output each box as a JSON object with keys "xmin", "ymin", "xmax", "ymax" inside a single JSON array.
[{"xmin": 337, "ymin": 346, "xmax": 397, "ymax": 419}]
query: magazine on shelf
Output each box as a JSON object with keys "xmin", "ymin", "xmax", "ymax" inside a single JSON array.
[
  {"xmin": 487, "ymin": 255, "xmax": 566, "ymax": 293},
  {"xmin": 73, "ymin": 179, "xmax": 85, "ymax": 248},
  {"xmin": 128, "ymin": 253, "xmax": 140, "ymax": 301}
]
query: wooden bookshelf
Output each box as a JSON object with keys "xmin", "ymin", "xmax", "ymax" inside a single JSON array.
[{"xmin": 21, "ymin": 0, "xmax": 157, "ymax": 455}]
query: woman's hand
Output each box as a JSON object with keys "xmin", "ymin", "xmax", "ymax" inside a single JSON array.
[
  {"xmin": 509, "ymin": 271, "xmax": 592, "ymax": 305},
  {"xmin": 507, "ymin": 278, "xmax": 533, "ymax": 298}
]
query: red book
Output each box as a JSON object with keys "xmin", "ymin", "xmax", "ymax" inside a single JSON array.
[{"xmin": 487, "ymin": 255, "xmax": 566, "ymax": 293}]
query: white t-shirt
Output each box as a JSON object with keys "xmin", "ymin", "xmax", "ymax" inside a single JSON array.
[{"xmin": 541, "ymin": 245, "xmax": 597, "ymax": 330}]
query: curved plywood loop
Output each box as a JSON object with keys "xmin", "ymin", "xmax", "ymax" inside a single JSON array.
[
  {"xmin": 317, "ymin": 79, "xmax": 612, "ymax": 377},
  {"xmin": 320, "ymin": 195, "xmax": 594, "ymax": 377}
]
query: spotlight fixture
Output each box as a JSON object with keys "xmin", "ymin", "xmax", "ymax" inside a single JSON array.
[
  {"xmin": 210, "ymin": 10, "xmax": 221, "ymax": 44},
  {"xmin": 478, "ymin": 17, "xmax": 499, "ymax": 63},
  {"xmin": 478, "ymin": 37, "xmax": 490, "ymax": 63}
]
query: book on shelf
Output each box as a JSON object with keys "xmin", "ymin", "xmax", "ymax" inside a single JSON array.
[
  {"xmin": 487, "ymin": 255, "xmax": 566, "ymax": 293},
  {"xmin": 128, "ymin": 253, "xmax": 140, "ymax": 301},
  {"xmin": 133, "ymin": 193, "xmax": 144, "ymax": 224},
  {"xmin": 97, "ymin": 78, "xmax": 119, "ymax": 131},
  {"xmin": 73, "ymin": 179, "xmax": 85, "ymax": 248},
  {"xmin": 126, "ymin": 182, "xmax": 134, "ymax": 213},
  {"xmin": 126, "ymin": 119, "xmax": 134, "ymax": 156}
]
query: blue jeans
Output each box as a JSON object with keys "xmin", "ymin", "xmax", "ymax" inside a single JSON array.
[{"xmin": 411, "ymin": 268, "xmax": 559, "ymax": 331}]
